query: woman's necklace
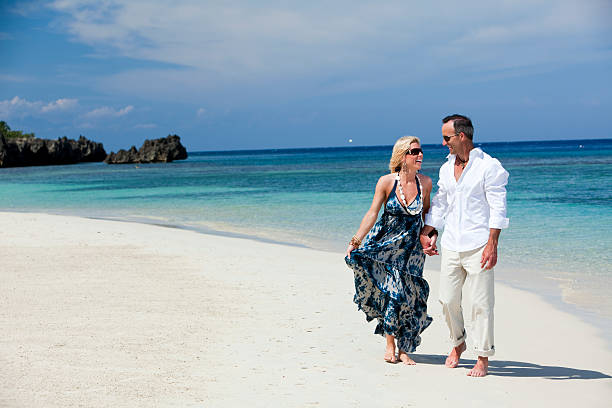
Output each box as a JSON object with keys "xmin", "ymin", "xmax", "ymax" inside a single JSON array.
[
  {"xmin": 395, "ymin": 172, "xmax": 423, "ymax": 215},
  {"xmin": 395, "ymin": 172, "xmax": 409, "ymax": 208}
]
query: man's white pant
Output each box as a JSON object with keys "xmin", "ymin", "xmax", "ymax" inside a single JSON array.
[{"xmin": 439, "ymin": 245, "xmax": 495, "ymax": 357}]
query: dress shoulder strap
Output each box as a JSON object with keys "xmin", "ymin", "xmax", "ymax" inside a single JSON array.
[{"xmin": 387, "ymin": 177, "xmax": 398, "ymax": 203}]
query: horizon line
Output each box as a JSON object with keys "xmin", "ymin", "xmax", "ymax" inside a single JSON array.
[{"xmin": 189, "ymin": 137, "xmax": 612, "ymax": 155}]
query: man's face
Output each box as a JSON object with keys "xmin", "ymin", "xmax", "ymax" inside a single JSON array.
[{"xmin": 441, "ymin": 121, "xmax": 460, "ymax": 154}]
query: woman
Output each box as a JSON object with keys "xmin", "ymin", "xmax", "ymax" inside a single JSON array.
[{"xmin": 345, "ymin": 136, "xmax": 433, "ymax": 365}]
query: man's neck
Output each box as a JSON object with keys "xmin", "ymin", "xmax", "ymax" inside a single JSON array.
[{"xmin": 456, "ymin": 142, "xmax": 474, "ymax": 164}]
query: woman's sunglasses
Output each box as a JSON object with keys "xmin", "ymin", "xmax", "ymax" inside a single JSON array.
[{"xmin": 406, "ymin": 147, "xmax": 423, "ymax": 156}]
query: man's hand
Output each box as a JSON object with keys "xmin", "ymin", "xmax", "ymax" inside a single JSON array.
[
  {"xmin": 480, "ymin": 241, "xmax": 498, "ymax": 269},
  {"xmin": 420, "ymin": 233, "xmax": 438, "ymax": 256},
  {"xmin": 481, "ymin": 228, "xmax": 501, "ymax": 270}
]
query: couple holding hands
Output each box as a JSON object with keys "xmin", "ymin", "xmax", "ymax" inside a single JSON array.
[{"xmin": 345, "ymin": 114, "xmax": 509, "ymax": 377}]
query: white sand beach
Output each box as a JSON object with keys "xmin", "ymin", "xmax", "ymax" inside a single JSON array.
[{"xmin": 1, "ymin": 212, "xmax": 610, "ymax": 407}]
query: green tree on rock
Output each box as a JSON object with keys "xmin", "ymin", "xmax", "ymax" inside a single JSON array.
[{"xmin": 0, "ymin": 121, "xmax": 35, "ymax": 139}]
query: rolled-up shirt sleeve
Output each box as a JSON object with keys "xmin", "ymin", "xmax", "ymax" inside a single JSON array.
[
  {"xmin": 485, "ymin": 160, "xmax": 509, "ymax": 229},
  {"xmin": 424, "ymin": 175, "xmax": 449, "ymax": 230}
]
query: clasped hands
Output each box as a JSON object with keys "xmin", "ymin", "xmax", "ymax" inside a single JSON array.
[{"xmin": 419, "ymin": 227, "xmax": 438, "ymax": 256}]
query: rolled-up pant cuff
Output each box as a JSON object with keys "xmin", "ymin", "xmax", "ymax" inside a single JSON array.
[
  {"xmin": 474, "ymin": 346, "xmax": 495, "ymax": 357},
  {"xmin": 451, "ymin": 334, "xmax": 466, "ymax": 348}
]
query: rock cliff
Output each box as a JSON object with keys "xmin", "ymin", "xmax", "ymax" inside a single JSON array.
[
  {"xmin": 0, "ymin": 135, "xmax": 107, "ymax": 168},
  {"xmin": 104, "ymin": 135, "xmax": 188, "ymax": 164}
]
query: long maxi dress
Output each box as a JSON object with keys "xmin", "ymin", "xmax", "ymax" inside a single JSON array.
[{"xmin": 345, "ymin": 176, "xmax": 432, "ymax": 353}]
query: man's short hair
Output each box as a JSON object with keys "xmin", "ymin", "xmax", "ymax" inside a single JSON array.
[{"xmin": 443, "ymin": 114, "xmax": 474, "ymax": 140}]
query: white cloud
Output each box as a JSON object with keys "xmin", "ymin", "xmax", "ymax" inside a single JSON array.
[
  {"xmin": 196, "ymin": 108, "xmax": 206, "ymax": 117},
  {"xmin": 84, "ymin": 104, "xmax": 133, "ymax": 118},
  {"xmin": 0, "ymin": 96, "xmax": 79, "ymax": 119},
  {"xmin": 48, "ymin": 1, "xmax": 611, "ymax": 67},
  {"xmin": 118, "ymin": 105, "xmax": 133, "ymax": 115},
  {"xmin": 43, "ymin": 0, "xmax": 612, "ymax": 100},
  {"xmin": 0, "ymin": 96, "xmax": 38, "ymax": 118},
  {"xmin": 41, "ymin": 98, "xmax": 79, "ymax": 112}
]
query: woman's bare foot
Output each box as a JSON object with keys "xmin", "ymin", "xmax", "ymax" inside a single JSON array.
[
  {"xmin": 467, "ymin": 356, "xmax": 488, "ymax": 377},
  {"xmin": 384, "ymin": 347, "xmax": 397, "ymax": 363},
  {"xmin": 398, "ymin": 350, "xmax": 416, "ymax": 365},
  {"xmin": 445, "ymin": 341, "xmax": 466, "ymax": 368},
  {"xmin": 384, "ymin": 335, "xmax": 397, "ymax": 363}
]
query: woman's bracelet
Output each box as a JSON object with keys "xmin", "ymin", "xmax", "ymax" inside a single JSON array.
[{"xmin": 349, "ymin": 236, "xmax": 362, "ymax": 247}]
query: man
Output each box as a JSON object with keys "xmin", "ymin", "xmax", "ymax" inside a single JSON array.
[{"xmin": 420, "ymin": 114, "xmax": 509, "ymax": 377}]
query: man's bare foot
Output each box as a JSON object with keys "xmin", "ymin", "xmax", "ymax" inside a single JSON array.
[
  {"xmin": 445, "ymin": 341, "xmax": 466, "ymax": 368},
  {"xmin": 398, "ymin": 350, "xmax": 416, "ymax": 365},
  {"xmin": 467, "ymin": 356, "xmax": 488, "ymax": 377},
  {"xmin": 384, "ymin": 345, "xmax": 397, "ymax": 363}
]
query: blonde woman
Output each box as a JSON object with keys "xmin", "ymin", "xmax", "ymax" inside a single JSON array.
[{"xmin": 345, "ymin": 136, "xmax": 433, "ymax": 364}]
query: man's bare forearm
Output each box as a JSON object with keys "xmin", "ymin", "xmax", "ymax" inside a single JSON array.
[{"xmin": 488, "ymin": 228, "xmax": 501, "ymax": 245}]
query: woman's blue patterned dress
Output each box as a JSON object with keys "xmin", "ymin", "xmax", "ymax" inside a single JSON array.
[{"xmin": 345, "ymin": 176, "xmax": 432, "ymax": 353}]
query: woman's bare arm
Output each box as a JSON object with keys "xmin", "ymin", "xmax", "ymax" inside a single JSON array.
[{"xmin": 345, "ymin": 175, "xmax": 392, "ymax": 257}]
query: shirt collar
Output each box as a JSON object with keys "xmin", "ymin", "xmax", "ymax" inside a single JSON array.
[
  {"xmin": 470, "ymin": 147, "xmax": 484, "ymax": 159},
  {"xmin": 446, "ymin": 147, "xmax": 484, "ymax": 161}
]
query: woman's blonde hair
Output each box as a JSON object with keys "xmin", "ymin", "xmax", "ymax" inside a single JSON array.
[{"xmin": 389, "ymin": 136, "xmax": 421, "ymax": 172}]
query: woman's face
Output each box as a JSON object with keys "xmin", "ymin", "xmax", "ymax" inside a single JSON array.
[{"xmin": 403, "ymin": 142, "xmax": 423, "ymax": 171}]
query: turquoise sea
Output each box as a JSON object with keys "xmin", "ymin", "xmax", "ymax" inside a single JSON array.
[{"xmin": 1, "ymin": 139, "xmax": 611, "ymax": 329}]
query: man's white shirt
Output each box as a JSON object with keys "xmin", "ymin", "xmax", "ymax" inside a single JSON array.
[{"xmin": 424, "ymin": 147, "xmax": 509, "ymax": 252}]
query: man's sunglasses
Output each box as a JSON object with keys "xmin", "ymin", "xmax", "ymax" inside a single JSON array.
[
  {"xmin": 406, "ymin": 147, "xmax": 423, "ymax": 156},
  {"xmin": 443, "ymin": 133, "xmax": 459, "ymax": 142}
]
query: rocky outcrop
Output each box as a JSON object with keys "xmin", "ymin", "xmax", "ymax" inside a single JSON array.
[
  {"xmin": 0, "ymin": 135, "xmax": 107, "ymax": 168},
  {"xmin": 104, "ymin": 135, "xmax": 188, "ymax": 164}
]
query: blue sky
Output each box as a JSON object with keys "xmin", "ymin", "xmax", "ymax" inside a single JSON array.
[{"xmin": 1, "ymin": 1, "xmax": 611, "ymax": 151}]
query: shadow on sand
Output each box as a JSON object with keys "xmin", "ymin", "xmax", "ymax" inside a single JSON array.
[{"xmin": 411, "ymin": 354, "xmax": 612, "ymax": 380}]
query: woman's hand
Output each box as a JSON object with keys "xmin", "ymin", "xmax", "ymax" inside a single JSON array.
[{"xmin": 346, "ymin": 244, "xmax": 357, "ymax": 258}]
